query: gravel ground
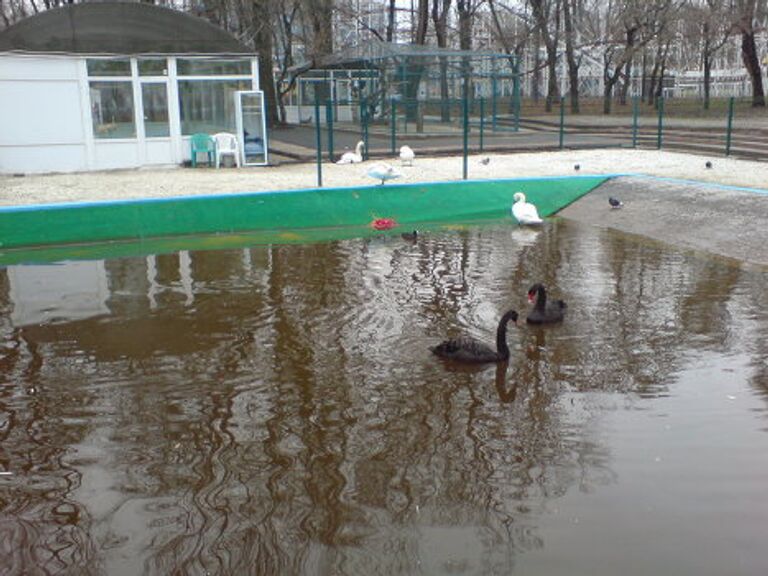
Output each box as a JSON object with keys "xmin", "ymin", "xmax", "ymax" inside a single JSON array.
[
  {"xmin": 1, "ymin": 149, "xmax": 767, "ymax": 207},
  {"xmin": 2, "ymin": 149, "xmax": 767, "ymax": 267},
  {"xmin": 559, "ymin": 176, "xmax": 768, "ymax": 267}
]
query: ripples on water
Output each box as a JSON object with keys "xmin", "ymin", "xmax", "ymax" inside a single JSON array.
[{"xmin": 1, "ymin": 219, "xmax": 767, "ymax": 575}]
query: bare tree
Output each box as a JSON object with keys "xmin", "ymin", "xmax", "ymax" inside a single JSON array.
[
  {"xmin": 432, "ymin": 0, "xmax": 452, "ymax": 120},
  {"xmin": 562, "ymin": 0, "xmax": 581, "ymax": 112},
  {"xmin": 600, "ymin": 0, "xmax": 677, "ymax": 114},
  {"xmin": 530, "ymin": 0, "xmax": 561, "ymax": 112},
  {"xmin": 271, "ymin": 0, "xmax": 302, "ymax": 123},
  {"xmin": 302, "ymin": 0, "xmax": 333, "ymax": 58},
  {"xmin": 733, "ymin": 0, "xmax": 765, "ymax": 107}
]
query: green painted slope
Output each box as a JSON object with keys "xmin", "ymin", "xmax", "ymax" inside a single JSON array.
[{"xmin": 0, "ymin": 176, "xmax": 608, "ymax": 259}]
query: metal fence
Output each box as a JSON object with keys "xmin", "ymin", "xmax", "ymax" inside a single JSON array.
[{"xmin": 269, "ymin": 93, "xmax": 768, "ymax": 186}]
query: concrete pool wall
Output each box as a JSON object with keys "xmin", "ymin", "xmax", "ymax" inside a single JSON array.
[{"xmin": 0, "ymin": 175, "xmax": 610, "ymax": 262}]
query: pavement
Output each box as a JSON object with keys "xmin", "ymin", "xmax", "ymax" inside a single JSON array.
[{"xmin": 559, "ymin": 176, "xmax": 768, "ymax": 267}]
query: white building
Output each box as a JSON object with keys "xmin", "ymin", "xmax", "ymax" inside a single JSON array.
[{"xmin": 0, "ymin": 2, "xmax": 268, "ymax": 175}]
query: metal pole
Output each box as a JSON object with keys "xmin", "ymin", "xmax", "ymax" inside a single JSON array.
[
  {"xmin": 725, "ymin": 96, "xmax": 735, "ymax": 156},
  {"xmin": 492, "ymin": 73, "xmax": 498, "ymax": 133},
  {"xmin": 558, "ymin": 96, "xmax": 565, "ymax": 149},
  {"xmin": 362, "ymin": 96, "xmax": 369, "ymax": 161},
  {"xmin": 479, "ymin": 97, "xmax": 485, "ymax": 152},
  {"xmin": 632, "ymin": 96, "xmax": 639, "ymax": 148},
  {"xmin": 656, "ymin": 96, "xmax": 664, "ymax": 150},
  {"xmin": 314, "ymin": 98, "xmax": 323, "ymax": 187},
  {"xmin": 463, "ymin": 84, "xmax": 469, "ymax": 180},
  {"xmin": 512, "ymin": 56, "xmax": 521, "ymax": 132},
  {"xmin": 390, "ymin": 97, "xmax": 397, "ymax": 156},
  {"xmin": 325, "ymin": 98, "xmax": 334, "ymax": 162}
]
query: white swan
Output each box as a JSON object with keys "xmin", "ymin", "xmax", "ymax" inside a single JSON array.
[
  {"xmin": 511, "ymin": 192, "xmax": 543, "ymax": 225},
  {"xmin": 367, "ymin": 162, "xmax": 401, "ymax": 185},
  {"xmin": 336, "ymin": 140, "xmax": 364, "ymax": 164},
  {"xmin": 399, "ymin": 145, "xmax": 415, "ymax": 166}
]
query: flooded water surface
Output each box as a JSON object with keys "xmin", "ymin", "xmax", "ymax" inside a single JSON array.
[{"xmin": 1, "ymin": 219, "xmax": 767, "ymax": 575}]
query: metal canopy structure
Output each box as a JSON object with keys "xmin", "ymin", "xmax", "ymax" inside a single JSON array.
[{"xmin": 285, "ymin": 40, "xmax": 520, "ymax": 132}]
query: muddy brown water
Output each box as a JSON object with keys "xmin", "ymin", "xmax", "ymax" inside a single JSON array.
[{"xmin": 1, "ymin": 218, "xmax": 767, "ymax": 575}]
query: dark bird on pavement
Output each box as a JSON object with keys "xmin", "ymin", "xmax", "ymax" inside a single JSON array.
[
  {"xmin": 574, "ymin": 164, "xmax": 581, "ymax": 171},
  {"xmin": 480, "ymin": 157, "xmax": 491, "ymax": 165},
  {"xmin": 609, "ymin": 197, "xmax": 624, "ymax": 209},
  {"xmin": 705, "ymin": 161, "xmax": 713, "ymax": 169}
]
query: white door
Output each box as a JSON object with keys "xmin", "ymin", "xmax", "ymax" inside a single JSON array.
[{"xmin": 235, "ymin": 90, "xmax": 268, "ymax": 166}]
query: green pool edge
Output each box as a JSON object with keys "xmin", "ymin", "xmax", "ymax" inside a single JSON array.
[{"xmin": 0, "ymin": 175, "xmax": 612, "ymax": 265}]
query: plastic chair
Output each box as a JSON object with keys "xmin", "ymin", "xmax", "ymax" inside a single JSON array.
[
  {"xmin": 212, "ymin": 132, "xmax": 241, "ymax": 168},
  {"xmin": 190, "ymin": 133, "xmax": 215, "ymax": 167}
]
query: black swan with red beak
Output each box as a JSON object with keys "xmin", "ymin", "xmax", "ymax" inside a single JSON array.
[
  {"xmin": 526, "ymin": 283, "xmax": 566, "ymax": 324},
  {"xmin": 431, "ymin": 309, "xmax": 519, "ymax": 363}
]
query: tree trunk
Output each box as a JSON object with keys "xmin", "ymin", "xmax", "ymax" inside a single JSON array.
[
  {"xmin": 703, "ymin": 28, "xmax": 712, "ymax": 110},
  {"xmin": 303, "ymin": 0, "xmax": 333, "ymax": 57},
  {"xmin": 415, "ymin": 0, "xmax": 429, "ymax": 44},
  {"xmin": 533, "ymin": 27, "xmax": 542, "ymax": 103},
  {"xmin": 386, "ymin": 0, "xmax": 396, "ymax": 42},
  {"xmin": 603, "ymin": 82, "xmax": 614, "ymax": 115},
  {"xmin": 562, "ymin": 0, "xmax": 579, "ymax": 113},
  {"xmin": 618, "ymin": 27, "xmax": 635, "ymax": 106},
  {"xmin": 741, "ymin": 28, "xmax": 766, "ymax": 107},
  {"xmin": 457, "ymin": 0, "xmax": 474, "ymax": 107},
  {"xmin": 432, "ymin": 0, "xmax": 452, "ymax": 121},
  {"xmin": 254, "ymin": 16, "xmax": 280, "ymax": 127}
]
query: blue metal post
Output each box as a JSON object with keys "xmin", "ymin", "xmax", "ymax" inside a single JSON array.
[
  {"xmin": 325, "ymin": 99, "xmax": 334, "ymax": 162},
  {"xmin": 725, "ymin": 96, "xmax": 735, "ymax": 156},
  {"xmin": 656, "ymin": 96, "xmax": 665, "ymax": 150},
  {"xmin": 390, "ymin": 97, "xmax": 397, "ymax": 156},
  {"xmin": 632, "ymin": 96, "xmax": 639, "ymax": 148},
  {"xmin": 314, "ymin": 98, "xmax": 322, "ymax": 187},
  {"xmin": 479, "ymin": 97, "xmax": 485, "ymax": 152},
  {"xmin": 462, "ymin": 85, "xmax": 469, "ymax": 180}
]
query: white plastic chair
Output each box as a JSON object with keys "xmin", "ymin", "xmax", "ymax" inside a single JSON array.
[{"xmin": 212, "ymin": 132, "xmax": 241, "ymax": 168}]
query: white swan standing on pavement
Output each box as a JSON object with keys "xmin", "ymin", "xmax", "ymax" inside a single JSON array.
[
  {"xmin": 399, "ymin": 145, "xmax": 415, "ymax": 166},
  {"xmin": 367, "ymin": 162, "xmax": 401, "ymax": 185},
  {"xmin": 337, "ymin": 140, "xmax": 364, "ymax": 164},
  {"xmin": 511, "ymin": 192, "xmax": 543, "ymax": 225}
]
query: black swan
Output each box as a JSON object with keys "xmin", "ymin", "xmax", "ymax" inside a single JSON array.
[
  {"xmin": 431, "ymin": 310, "xmax": 519, "ymax": 363},
  {"xmin": 526, "ymin": 283, "xmax": 566, "ymax": 324}
]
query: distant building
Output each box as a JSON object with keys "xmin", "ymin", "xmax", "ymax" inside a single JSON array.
[{"xmin": 0, "ymin": 3, "xmax": 267, "ymax": 174}]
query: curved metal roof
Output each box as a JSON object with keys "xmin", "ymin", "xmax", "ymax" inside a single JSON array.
[{"xmin": 0, "ymin": 2, "xmax": 251, "ymax": 55}]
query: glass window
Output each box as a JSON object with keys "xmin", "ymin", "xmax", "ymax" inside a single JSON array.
[
  {"xmin": 239, "ymin": 91, "xmax": 267, "ymax": 165},
  {"xmin": 178, "ymin": 80, "xmax": 251, "ymax": 135},
  {"xmin": 177, "ymin": 58, "xmax": 251, "ymax": 76},
  {"xmin": 89, "ymin": 81, "xmax": 136, "ymax": 139},
  {"xmin": 138, "ymin": 58, "xmax": 167, "ymax": 77},
  {"xmin": 142, "ymin": 83, "xmax": 169, "ymax": 138},
  {"xmin": 87, "ymin": 59, "xmax": 131, "ymax": 77}
]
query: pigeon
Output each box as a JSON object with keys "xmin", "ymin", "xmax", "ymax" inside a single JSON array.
[
  {"xmin": 480, "ymin": 157, "xmax": 491, "ymax": 165},
  {"xmin": 609, "ymin": 197, "xmax": 623, "ymax": 209},
  {"xmin": 574, "ymin": 164, "xmax": 581, "ymax": 171},
  {"xmin": 401, "ymin": 230, "xmax": 418, "ymax": 242},
  {"xmin": 705, "ymin": 161, "xmax": 713, "ymax": 169}
]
